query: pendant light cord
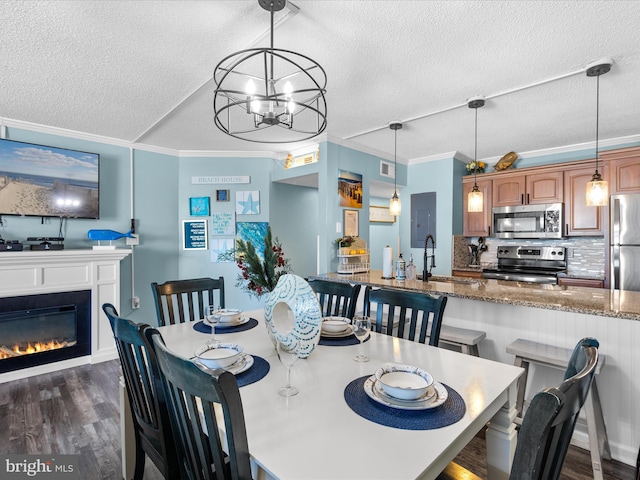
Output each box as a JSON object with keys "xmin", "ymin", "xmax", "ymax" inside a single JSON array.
[
  {"xmin": 394, "ymin": 128, "xmax": 398, "ymax": 192},
  {"xmin": 473, "ymin": 107, "xmax": 478, "ymax": 187},
  {"xmin": 595, "ymin": 74, "xmax": 600, "ymax": 175}
]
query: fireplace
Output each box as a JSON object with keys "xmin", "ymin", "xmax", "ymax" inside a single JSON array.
[{"xmin": 0, "ymin": 290, "xmax": 91, "ymax": 373}]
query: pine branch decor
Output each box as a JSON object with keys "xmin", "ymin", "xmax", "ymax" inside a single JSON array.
[{"xmin": 231, "ymin": 226, "xmax": 292, "ymax": 299}]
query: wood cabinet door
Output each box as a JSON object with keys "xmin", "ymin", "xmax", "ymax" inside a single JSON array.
[
  {"xmin": 463, "ymin": 179, "xmax": 492, "ymax": 237},
  {"xmin": 492, "ymin": 175, "xmax": 525, "ymax": 206},
  {"xmin": 610, "ymin": 157, "xmax": 640, "ymax": 195},
  {"xmin": 564, "ymin": 166, "xmax": 604, "ymax": 236},
  {"xmin": 526, "ymin": 171, "xmax": 564, "ymax": 204}
]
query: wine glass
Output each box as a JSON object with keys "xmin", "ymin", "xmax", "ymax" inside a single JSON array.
[
  {"xmin": 353, "ymin": 315, "xmax": 371, "ymax": 362},
  {"xmin": 276, "ymin": 338, "xmax": 299, "ymax": 397},
  {"xmin": 205, "ymin": 305, "xmax": 221, "ymax": 344}
]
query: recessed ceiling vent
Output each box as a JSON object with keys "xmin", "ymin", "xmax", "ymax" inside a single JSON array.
[{"xmin": 380, "ymin": 160, "xmax": 394, "ymax": 178}]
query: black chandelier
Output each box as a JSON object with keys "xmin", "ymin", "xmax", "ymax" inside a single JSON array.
[{"xmin": 213, "ymin": 0, "xmax": 327, "ymax": 143}]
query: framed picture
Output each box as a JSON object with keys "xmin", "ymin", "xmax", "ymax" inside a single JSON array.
[
  {"xmin": 369, "ymin": 205, "xmax": 396, "ymax": 223},
  {"xmin": 189, "ymin": 197, "xmax": 210, "ymax": 216},
  {"xmin": 343, "ymin": 209, "xmax": 359, "ymax": 237},
  {"xmin": 216, "ymin": 189, "xmax": 230, "ymax": 202},
  {"xmin": 182, "ymin": 220, "xmax": 208, "ymax": 250},
  {"xmin": 338, "ymin": 170, "xmax": 363, "ymax": 208}
]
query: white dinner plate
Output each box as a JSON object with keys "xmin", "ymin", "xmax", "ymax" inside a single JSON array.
[
  {"xmin": 194, "ymin": 353, "xmax": 254, "ymax": 375},
  {"xmin": 206, "ymin": 315, "xmax": 250, "ymax": 328},
  {"xmin": 363, "ymin": 376, "xmax": 447, "ymax": 410},
  {"xmin": 320, "ymin": 326, "xmax": 356, "ymax": 338},
  {"xmin": 225, "ymin": 353, "xmax": 254, "ymax": 375}
]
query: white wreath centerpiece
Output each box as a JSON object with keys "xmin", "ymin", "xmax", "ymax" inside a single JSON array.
[{"xmin": 263, "ymin": 274, "xmax": 323, "ymax": 358}]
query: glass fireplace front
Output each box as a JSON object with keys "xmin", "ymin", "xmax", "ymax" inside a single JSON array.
[{"xmin": 0, "ymin": 290, "xmax": 91, "ymax": 373}]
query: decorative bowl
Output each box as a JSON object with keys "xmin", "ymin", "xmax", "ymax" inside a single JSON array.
[
  {"xmin": 321, "ymin": 317, "xmax": 351, "ymax": 334},
  {"xmin": 194, "ymin": 343, "xmax": 243, "ymax": 369},
  {"xmin": 215, "ymin": 308, "xmax": 242, "ymax": 324},
  {"xmin": 374, "ymin": 364, "xmax": 434, "ymax": 401}
]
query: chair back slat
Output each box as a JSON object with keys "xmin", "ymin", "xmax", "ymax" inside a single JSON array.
[
  {"xmin": 510, "ymin": 337, "xmax": 599, "ymax": 480},
  {"xmin": 308, "ymin": 279, "xmax": 361, "ymax": 320},
  {"xmin": 147, "ymin": 328, "xmax": 252, "ymax": 480},
  {"xmin": 151, "ymin": 277, "xmax": 225, "ymax": 326},
  {"xmin": 364, "ymin": 287, "xmax": 447, "ymax": 346},
  {"xmin": 101, "ymin": 303, "xmax": 179, "ymax": 479}
]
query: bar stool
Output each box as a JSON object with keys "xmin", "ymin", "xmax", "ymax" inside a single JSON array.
[{"xmin": 506, "ymin": 338, "xmax": 611, "ymax": 480}]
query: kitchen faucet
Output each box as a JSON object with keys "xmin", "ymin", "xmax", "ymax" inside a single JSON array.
[{"xmin": 423, "ymin": 234, "xmax": 436, "ymax": 281}]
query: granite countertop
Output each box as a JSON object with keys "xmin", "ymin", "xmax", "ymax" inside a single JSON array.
[{"xmin": 309, "ymin": 270, "xmax": 640, "ymax": 321}]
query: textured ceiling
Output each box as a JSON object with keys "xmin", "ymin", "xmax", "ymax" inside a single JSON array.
[{"xmin": 1, "ymin": 0, "xmax": 639, "ymax": 168}]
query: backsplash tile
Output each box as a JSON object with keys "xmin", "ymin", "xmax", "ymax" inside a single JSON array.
[{"xmin": 453, "ymin": 235, "xmax": 605, "ymax": 280}]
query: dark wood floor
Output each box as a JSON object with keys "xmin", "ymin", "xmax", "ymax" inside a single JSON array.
[{"xmin": 0, "ymin": 360, "xmax": 635, "ymax": 480}]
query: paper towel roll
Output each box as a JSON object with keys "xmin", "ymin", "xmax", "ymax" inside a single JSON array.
[{"xmin": 382, "ymin": 246, "xmax": 393, "ymax": 278}]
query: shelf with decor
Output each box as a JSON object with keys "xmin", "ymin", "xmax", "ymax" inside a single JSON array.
[{"xmin": 336, "ymin": 237, "xmax": 370, "ymax": 274}]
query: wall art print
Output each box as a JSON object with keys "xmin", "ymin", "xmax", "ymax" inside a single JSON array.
[
  {"xmin": 236, "ymin": 190, "xmax": 260, "ymax": 215},
  {"xmin": 210, "ymin": 238, "xmax": 235, "ymax": 263},
  {"xmin": 211, "ymin": 212, "xmax": 235, "ymax": 236},
  {"xmin": 338, "ymin": 170, "xmax": 363, "ymax": 208},
  {"xmin": 235, "ymin": 222, "xmax": 269, "ymax": 261}
]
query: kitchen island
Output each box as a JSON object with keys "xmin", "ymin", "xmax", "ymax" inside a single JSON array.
[{"xmin": 308, "ymin": 270, "xmax": 640, "ymax": 467}]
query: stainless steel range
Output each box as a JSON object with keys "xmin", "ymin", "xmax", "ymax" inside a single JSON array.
[{"xmin": 482, "ymin": 245, "xmax": 567, "ymax": 284}]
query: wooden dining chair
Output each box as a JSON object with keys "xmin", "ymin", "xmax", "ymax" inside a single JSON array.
[
  {"xmin": 146, "ymin": 328, "xmax": 252, "ymax": 480},
  {"xmin": 364, "ymin": 286, "xmax": 447, "ymax": 345},
  {"xmin": 438, "ymin": 337, "xmax": 600, "ymax": 480},
  {"xmin": 151, "ymin": 277, "xmax": 225, "ymax": 326},
  {"xmin": 101, "ymin": 303, "xmax": 180, "ymax": 480},
  {"xmin": 308, "ymin": 279, "xmax": 361, "ymax": 319}
]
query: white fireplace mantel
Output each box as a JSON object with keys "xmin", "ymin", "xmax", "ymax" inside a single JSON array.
[{"xmin": 0, "ymin": 248, "xmax": 131, "ymax": 383}]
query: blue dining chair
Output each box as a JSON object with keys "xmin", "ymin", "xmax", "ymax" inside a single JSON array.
[
  {"xmin": 101, "ymin": 303, "xmax": 179, "ymax": 480},
  {"xmin": 438, "ymin": 337, "xmax": 600, "ymax": 480},
  {"xmin": 146, "ymin": 327, "xmax": 252, "ymax": 480},
  {"xmin": 308, "ymin": 279, "xmax": 361, "ymax": 319},
  {"xmin": 364, "ymin": 286, "xmax": 447, "ymax": 345},
  {"xmin": 151, "ymin": 277, "xmax": 225, "ymax": 326}
]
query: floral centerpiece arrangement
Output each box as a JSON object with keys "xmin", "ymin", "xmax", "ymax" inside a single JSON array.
[
  {"xmin": 226, "ymin": 226, "xmax": 292, "ymax": 299},
  {"xmin": 465, "ymin": 160, "xmax": 486, "ymax": 174}
]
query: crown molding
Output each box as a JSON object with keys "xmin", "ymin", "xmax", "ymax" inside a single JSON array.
[{"xmin": 480, "ymin": 134, "xmax": 640, "ymax": 164}]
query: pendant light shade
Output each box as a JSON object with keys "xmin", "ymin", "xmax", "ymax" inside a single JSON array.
[
  {"xmin": 213, "ymin": 0, "xmax": 327, "ymax": 143},
  {"xmin": 585, "ymin": 59, "xmax": 611, "ymax": 206},
  {"xmin": 389, "ymin": 121, "xmax": 403, "ymax": 216},
  {"xmin": 467, "ymin": 97, "xmax": 485, "ymax": 213}
]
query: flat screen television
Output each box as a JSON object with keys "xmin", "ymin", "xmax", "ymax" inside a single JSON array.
[{"xmin": 0, "ymin": 138, "xmax": 100, "ymax": 219}]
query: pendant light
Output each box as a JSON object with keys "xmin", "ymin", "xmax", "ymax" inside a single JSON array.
[
  {"xmin": 389, "ymin": 121, "xmax": 403, "ymax": 216},
  {"xmin": 585, "ymin": 59, "xmax": 612, "ymax": 206},
  {"xmin": 467, "ymin": 97, "xmax": 485, "ymax": 213}
]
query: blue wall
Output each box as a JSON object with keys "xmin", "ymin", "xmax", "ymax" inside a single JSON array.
[{"xmin": 4, "ymin": 124, "xmax": 639, "ymax": 324}]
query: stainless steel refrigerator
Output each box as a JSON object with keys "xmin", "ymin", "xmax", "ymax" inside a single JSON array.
[{"xmin": 610, "ymin": 193, "xmax": 640, "ymax": 292}]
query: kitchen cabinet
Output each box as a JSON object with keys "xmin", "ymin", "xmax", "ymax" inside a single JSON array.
[
  {"xmin": 557, "ymin": 277, "xmax": 604, "ymax": 288},
  {"xmin": 492, "ymin": 171, "xmax": 564, "ymax": 207},
  {"xmin": 564, "ymin": 163, "xmax": 605, "ymax": 236},
  {"xmin": 462, "ymin": 178, "xmax": 492, "ymax": 237},
  {"xmin": 452, "ymin": 269, "xmax": 484, "ymax": 279},
  {"xmin": 601, "ymin": 146, "xmax": 640, "ymax": 195}
]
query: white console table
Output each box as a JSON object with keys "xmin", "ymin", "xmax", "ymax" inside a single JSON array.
[{"xmin": 0, "ymin": 248, "xmax": 131, "ymax": 383}]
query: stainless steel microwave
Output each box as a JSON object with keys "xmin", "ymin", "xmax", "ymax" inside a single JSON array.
[{"xmin": 492, "ymin": 203, "xmax": 564, "ymax": 239}]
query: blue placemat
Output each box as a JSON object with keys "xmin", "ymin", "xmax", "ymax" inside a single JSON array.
[
  {"xmin": 236, "ymin": 355, "xmax": 270, "ymax": 387},
  {"xmin": 193, "ymin": 317, "xmax": 258, "ymax": 334},
  {"xmin": 318, "ymin": 333, "xmax": 370, "ymax": 347},
  {"xmin": 344, "ymin": 375, "xmax": 466, "ymax": 430}
]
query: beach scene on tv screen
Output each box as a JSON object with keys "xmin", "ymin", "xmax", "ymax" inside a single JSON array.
[{"xmin": 0, "ymin": 140, "xmax": 99, "ymax": 218}]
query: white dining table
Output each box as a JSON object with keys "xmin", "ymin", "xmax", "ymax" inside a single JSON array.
[{"xmin": 123, "ymin": 309, "xmax": 523, "ymax": 480}]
